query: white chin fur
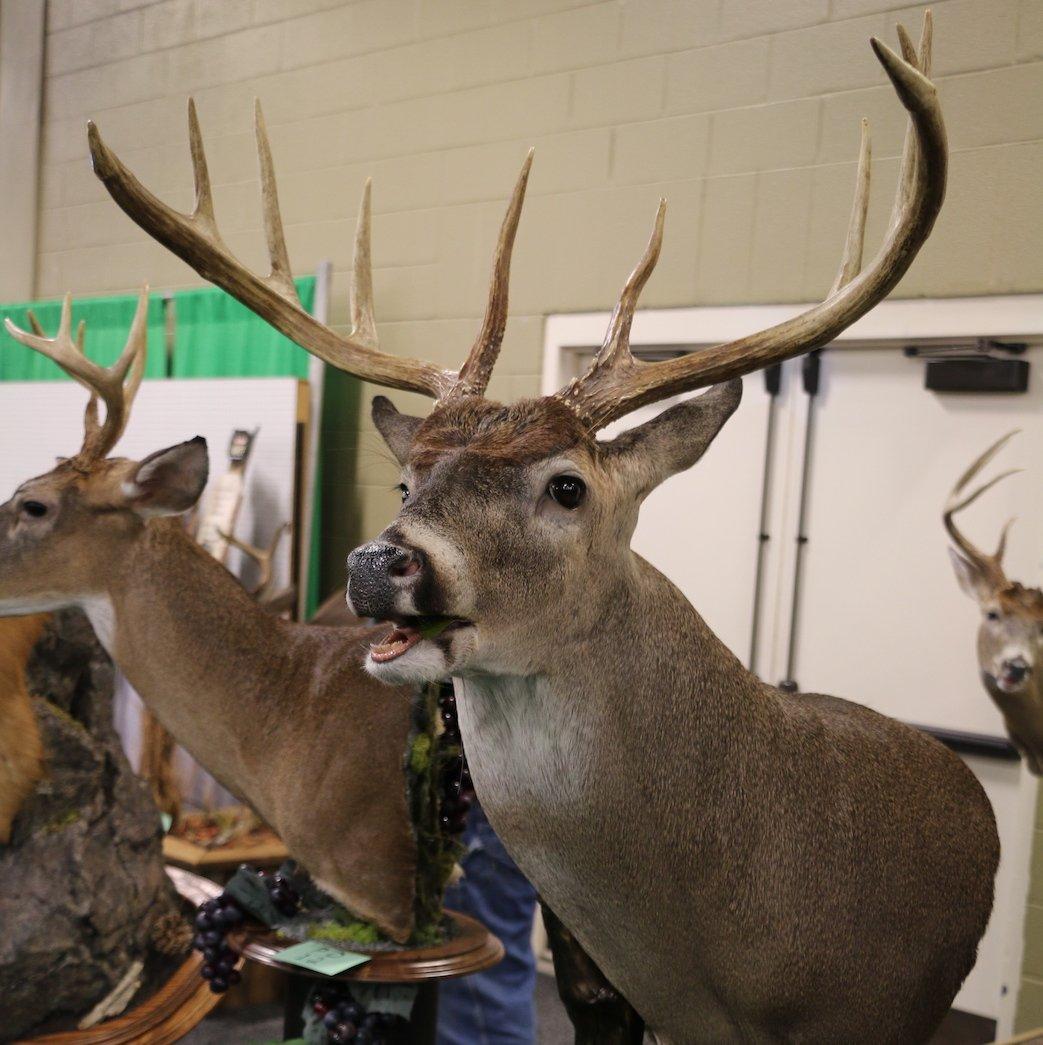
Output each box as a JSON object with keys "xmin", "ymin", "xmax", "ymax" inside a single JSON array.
[{"xmin": 365, "ymin": 641, "xmax": 450, "ymax": 685}]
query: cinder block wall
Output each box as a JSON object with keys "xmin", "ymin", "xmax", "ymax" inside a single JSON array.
[
  {"xmin": 38, "ymin": 0, "xmax": 1042, "ymax": 538},
  {"xmin": 28, "ymin": 0, "xmax": 1043, "ymax": 1029}
]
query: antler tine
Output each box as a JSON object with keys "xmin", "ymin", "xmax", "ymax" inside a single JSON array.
[
  {"xmin": 3, "ymin": 287, "xmax": 150, "ymax": 464},
  {"xmin": 220, "ymin": 522, "xmax": 290, "ymax": 596},
  {"xmin": 558, "ymin": 11, "xmax": 946, "ymax": 431},
  {"xmin": 350, "ymin": 179, "xmax": 378, "ymax": 348},
  {"xmin": 556, "ymin": 200, "xmax": 666, "ymax": 417},
  {"xmin": 890, "ymin": 11, "xmax": 931, "ymax": 237},
  {"xmin": 830, "ymin": 118, "xmax": 871, "ymax": 295},
  {"xmin": 944, "ymin": 430, "xmax": 1021, "ymax": 579},
  {"xmin": 89, "ymin": 101, "xmax": 452, "ymax": 399},
  {"xmin": 187, "ymin": 99, "xmax": 217, "ymax": 230},
  {"xmin": 254, "ymin": 100, "xmax": 300, "ymax": 305},
  {"xmin": 449, "ymin": 150, "xmax": 534, "ymax": 399}
]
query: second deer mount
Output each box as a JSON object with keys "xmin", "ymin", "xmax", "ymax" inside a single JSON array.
[{"xmin": 905, "ymin": 340, "xmax": 1029, "ymax": 394}]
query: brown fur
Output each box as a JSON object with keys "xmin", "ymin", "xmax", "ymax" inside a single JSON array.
[
  {"xmin": 0, "ymin": 615, "xmax": 47, "ymax": 844},
  {"xmin": 997, "ymin": 582, "xmax": 1043, "ymax": 616},
  {"xmin": 361, "ymin": 385, "xmax": 1000, "ymax": 1041},
  {"xmin": 0, "ymin": 450, "xmax": 420, "ymax": 941},
  {"xmin": 412, "ymin": 398, "xmax": 592, "ymax": 472}
]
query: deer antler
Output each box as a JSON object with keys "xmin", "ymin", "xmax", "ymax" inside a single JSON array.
[
  {"xmin": 218, "ymin": 522, "xmax": 290, "ymax": 598},
  {"xmin": 944, "ymin": 430, "xmax": 1021, "ymax": 588},
  {"xmin": 555, "ymin": 12, "xmax": 945, "ymax": 430},
  {"xmin": 4, "ymin": 288, "xmax": 149, "ymax": 466},
  {"xmin": 89, "ymin": 99, "xmax": 455, "ymax": 399},
  {"xmin": 90, "ymin": 16, "xmax": 944, "ymax": 431}
]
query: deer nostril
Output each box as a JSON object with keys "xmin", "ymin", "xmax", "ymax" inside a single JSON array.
[{"xmin": 389, "ymin": 550, "xmax": 423, "ymax": 579}]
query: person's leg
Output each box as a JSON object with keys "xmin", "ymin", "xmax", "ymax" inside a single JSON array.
[{"xmin": 437, "ymin": 800, "xmax": 538, "ymax": 1045}]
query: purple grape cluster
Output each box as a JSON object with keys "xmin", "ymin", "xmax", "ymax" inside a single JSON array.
[
  {"xmin": 312, "ymin": 988, "xmax": 407, "ymax": 1043},
  {"xmin": 266, "ymin": 869, "xmax": 301, "ymax": 916},
  {"xmin": 192, "ymin": 893, "xmax": 243, "ymax": 994},
  {"xmin": 437, "ymin": 687, "xmax": 475, "ymax": 836}
]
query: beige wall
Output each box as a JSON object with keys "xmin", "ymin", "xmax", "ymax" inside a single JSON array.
[{"xmin": 37, "ymin": 0, "xmax": 1043, "ymax": 540}]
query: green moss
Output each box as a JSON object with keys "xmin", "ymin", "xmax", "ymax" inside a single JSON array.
[
  {"xmin": 45, "ymin": 703, "xmax": 85, "ymax": 731},
  {"xmin": 44, "ymin": 807, "xmax": 81, "ymax": 833},
  {"xmin": 407, "ymin": 683, "xmax": 464, "ymax": 941},
  {"xmin": 308, "ymin": 921, "xmax": 382, "ymax": 946},
  {"xmin": 409, "ymin": 733, "xmax": 432, "ymax": 775}
]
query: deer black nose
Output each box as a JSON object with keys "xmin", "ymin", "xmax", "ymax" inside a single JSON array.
[
  {"xmin": 346, "ymin": 541, "xmax": 423, "ymax": 619},
  {"xmin": 1003, "ymin": 657, "xmax": 1030, "ymax": 684}
]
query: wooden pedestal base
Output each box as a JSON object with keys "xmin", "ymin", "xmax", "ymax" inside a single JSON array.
[{"xmin": 231, "ymin": 911, "xmax": 504, "ymax": 1044}]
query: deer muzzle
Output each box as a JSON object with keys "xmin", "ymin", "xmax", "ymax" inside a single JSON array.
[{"xmin": 345, "ymin": 541, "xmax": 425, "ymax": 620}]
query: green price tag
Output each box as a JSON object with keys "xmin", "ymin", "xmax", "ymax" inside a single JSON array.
[{"xmin": 277, "ymin": 940, "xmax": 371, "ymax": 977}]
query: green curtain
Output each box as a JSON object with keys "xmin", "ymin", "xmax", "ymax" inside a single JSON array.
[
  {"xmin": 172, "ymin": 277, "xmax": 315, "ymax": 378},
  {"xmin": 0, "ymin": 293, "xmax": 167, "ymax": 381}
]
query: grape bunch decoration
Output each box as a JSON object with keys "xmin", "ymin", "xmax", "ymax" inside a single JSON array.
[
  {"xmin": 437, "ymin": 685, "xmax": 475, "ymax": 836},
  {"xmin": 192, "ymin": 893, "xmax": 243, "ymax": 994},
  {"xmin": 312, "ymin": 986, "xmax": 408, "ymax": 1043},
  {"xmin": 192, "ymin": 869, "xmax": 300, "ymax": 993}
]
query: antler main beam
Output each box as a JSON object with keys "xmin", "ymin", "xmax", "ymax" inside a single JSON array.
[
  {"xmin": 557, "ymin": 12, "xmax": 946, "ymax": 431},
  {"xmin": 4, "ymin": 289, "xmax": 149, "ymax": 465},
  {"xmin": 88, "ymin": 100, "xmax": 455, "ymax": 400}
]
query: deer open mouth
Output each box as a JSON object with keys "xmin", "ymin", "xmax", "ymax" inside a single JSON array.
[{"xmin": 370, "ymin": 617, "xmax": 469, "ymax": 663}]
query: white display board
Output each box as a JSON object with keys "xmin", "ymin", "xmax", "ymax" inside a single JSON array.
[
  {"xmin": 0, "ymin": 375, "xmax": 302, "ymax": 808},
  {"xmin": 0, "ymin": 376, "xmax": 301, "ymax": 589}
]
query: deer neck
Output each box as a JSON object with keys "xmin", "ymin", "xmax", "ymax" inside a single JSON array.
[
  {"xmin": 455, "ymin": 554, "xmax": 766, "ymax": 866},
  {"xmin": 84, "ymin": 518, "xmax": 294, "ymax": 803}
]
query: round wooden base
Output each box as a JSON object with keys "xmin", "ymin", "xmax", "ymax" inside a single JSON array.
[
  {"xmin": 231, "ymin": 909, "xmax": 504, "ymax": 1043},
  {"xmin": 230, "ymin": 909, "xmax": 504, "ymax": 983}
]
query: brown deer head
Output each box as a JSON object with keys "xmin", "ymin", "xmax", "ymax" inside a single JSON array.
[
  {"xmin": 0, "ymin": 292, "xmax": 209, "ymax": 621},
  {"xmin": 945, "ymin": 431, "xmax": 1043, "ymax": 771},
  {"xmin": 88, "ymin": 17, "xmax": 945, "ymax": 687}
]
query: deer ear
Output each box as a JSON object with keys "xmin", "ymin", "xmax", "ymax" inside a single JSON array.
[
  {"xmin": 372, "ymin": 396, "xmax": 423, "ymax": 467},
  {"xmin": 122, "ymin": 436, "xmax": 210, "ymax": 517},
  {"xmin": 948, "ymin": 547, "xmax": 996, "ymax": 602},
  {"xmin": 604, "ymin": 379, "xmax": 742, "ymax": 497}
]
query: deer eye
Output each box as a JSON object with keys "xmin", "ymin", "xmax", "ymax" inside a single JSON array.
[
  {"xmin": 547, "ymin": 475, "xmax": 586, "ymax": 510},
  {"xmin": 22, "ymin": 501, "xmax": 49, "ymax": 519},
  {"xmin": 397, "ymin": 483, "xmax": 410, "ymax": 504},
  {"xmin": 986, "ymin": 609, "xmax": 1001, "ymax": 622}
]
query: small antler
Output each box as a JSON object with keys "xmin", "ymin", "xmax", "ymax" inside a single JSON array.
[
  {"xmin": 944, "ymin": 430, "xmax": 1021, "ymax": 588},
  {"xmin": 556, "ymin": 11, "xmax": 945, "ymax": 430},
  {"xmin": 219, "ymin": 522, "xmax": 291, "ymax": 598},
  {"xmin": 4, "ymin": 288, "xmax": 149, "ymax": 466}
]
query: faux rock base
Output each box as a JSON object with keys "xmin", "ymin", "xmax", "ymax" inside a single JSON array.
[{"xmin": 0, "ymin": 610, "xmax": 181, "ymax": 1040}]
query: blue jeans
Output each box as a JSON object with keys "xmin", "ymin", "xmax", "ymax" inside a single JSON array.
[{"xmin": 437, "ymin": 801, "xmax": 538, "ymax": 1045}]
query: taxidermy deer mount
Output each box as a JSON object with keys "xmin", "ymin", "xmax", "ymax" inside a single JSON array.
[
  {"xmin": 91, "ymin": 12, "xmax": 1000, "ymax": 1041},
  {"xmin": 946, "ymin": 431, "xmax": 1043, "ymax": 773},
  {"xmin": 0, "ymin": 288, "xmax": 426, "ymax": 943}
]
